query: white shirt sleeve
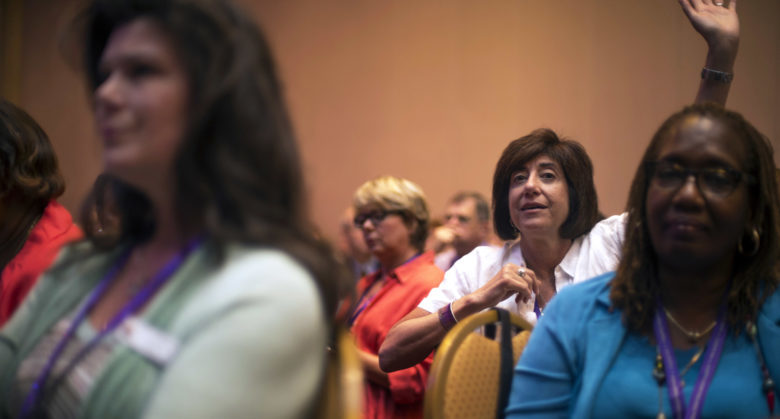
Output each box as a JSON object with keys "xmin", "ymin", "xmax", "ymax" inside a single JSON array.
[
  {"xmin": 417, "ymin": 245, "xmax": 506, "ymax": 313},
  {"xmin": 417, "ymin": 215, "xmax": 628, "ymax": 322},
  {"xmin": 570, "ymin": 213, "xmax": 628, "ymax": 284}
]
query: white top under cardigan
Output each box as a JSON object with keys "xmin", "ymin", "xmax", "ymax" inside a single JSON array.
[{"xmin": 418, "ymin": 213, "xmax": 627, "ymax": 325}]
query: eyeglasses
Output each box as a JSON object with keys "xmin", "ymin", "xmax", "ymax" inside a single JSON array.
[
  {"xmin": 353, "ymin": 210, "xmax": 405, "ymax": 228},
  {"xmin": 444, "ymin": 214, "xmax": 471, "ymax": 224},
  {"xmin": 646, "ymin": 161, "xmax": 754, "ymax": 199}
]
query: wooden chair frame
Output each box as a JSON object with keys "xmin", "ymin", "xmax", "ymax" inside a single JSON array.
[{"xmin": 316, "ymin": 328, "xmax": 363, "ymax": 419}]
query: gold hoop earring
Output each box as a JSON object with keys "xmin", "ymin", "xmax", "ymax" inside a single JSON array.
[{"xmin": 738, "ymin": 227, "xmax": 760, "ymax": 257}]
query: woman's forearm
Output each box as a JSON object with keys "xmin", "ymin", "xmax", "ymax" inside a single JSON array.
[
  {"xmin": 379, "ymin": 308, "xmax": 447, "ymax": 373},
  {"xmin": 379, "ymin": 294, "xmax": 489, "ymax": 372},
  {"xmin": 694, "ymin": 38, "xmax": 738, "ymax": 105},
  {"xmin": 359, "ymin": 350, "xmax": 390, "ymax": 388}
]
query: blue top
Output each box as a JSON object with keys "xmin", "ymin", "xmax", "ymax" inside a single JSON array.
[{"xmin": 505, "ymin": 272, "xmax": 780, "ymax": 418}]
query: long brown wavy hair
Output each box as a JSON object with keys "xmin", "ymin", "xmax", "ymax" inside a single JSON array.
[
  {"xmin": 71, "ymin": 0, "xmax": 349, "ymax": 316},
  {"xmin": 610, "ymin": 103, "xmax": 780, "ymax": 333}
]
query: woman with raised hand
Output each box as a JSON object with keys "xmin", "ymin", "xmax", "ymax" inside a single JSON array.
[
  {"xmin": 0, "ymin": 0, "xmax": 345, "ymax": 417},
  {"xmin": 379, "ymin": 0, "xmax": 740, "ymax": 373},
  {"xmin": 507, "ymin": 102, "xmax": 779, "ymax": 418}
]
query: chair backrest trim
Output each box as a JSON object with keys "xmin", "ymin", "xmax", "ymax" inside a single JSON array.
[{"xmin": 424, "ymin": 309, "xmax": 534, "ymax": 419}]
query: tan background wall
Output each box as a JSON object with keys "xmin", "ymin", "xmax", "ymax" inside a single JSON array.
[
  {"xmin": 1, "ymin": 0, "xmax": 23, "ymax": 102},
  {"xmin": 11, "ymin": 0, "xmax": 780, "ymax": 243}
]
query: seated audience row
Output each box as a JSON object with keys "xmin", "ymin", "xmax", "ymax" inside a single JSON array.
[
  {"xmin": 378, "ymin": 0, "xmax": 741, "ymax": 377},
  {"xmin": 1, "ymin": 0, "xmax": 776, "ymax": 418}
]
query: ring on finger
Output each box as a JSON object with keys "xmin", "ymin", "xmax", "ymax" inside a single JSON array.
[
  {"xmin": 517, "ymin": 266, "xmax": 526, "ymax": 278},
  {"xmin": 715, "ymin": 1, "xmax": 724, "ymax": 5}
]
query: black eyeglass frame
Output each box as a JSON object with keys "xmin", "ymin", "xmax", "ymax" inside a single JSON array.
[
  {"xmin": 644, "ymin": 160, "xmax": 756, "ymax": 198},
  {"xmin": 353, "ymin": 209, "xmax": 407, "ymax": 228}
]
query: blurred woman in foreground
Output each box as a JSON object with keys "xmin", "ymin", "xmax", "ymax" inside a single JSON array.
[{"xmin": 0, "ymin": 0, "xmax": 344, "ymax": 417}]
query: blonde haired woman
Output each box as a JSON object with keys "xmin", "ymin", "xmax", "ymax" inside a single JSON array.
[{"xmin": 349, "ymin": 176, "xmax": 443, "ymax": 418}]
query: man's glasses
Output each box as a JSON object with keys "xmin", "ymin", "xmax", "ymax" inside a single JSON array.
[
  {"xmin": 646, "ymin": 161, "xmax": 754, "ymax": 199},
  {"xmin": 444, "ymin": 214, "xmax": 471, "ymax": 224},
  {"xmin": 353, "ymin": 210, "xmax": 405, "ymax": 228}
]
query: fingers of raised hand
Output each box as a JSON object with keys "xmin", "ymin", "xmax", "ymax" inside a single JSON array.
[
  {"xmin": 691, "ymin": 0, "xmax": 728, "ymax": 8},
  {"xmin": 681, "ymin": 0, "xmax": 739, "ymax": 44},
  {"xmin": 685, "ymin": 0, "xmax": 734, "ymax": 14},
  {"xmin": 705, "ymin": 0, "xmax": 733, "ymax": 8}
]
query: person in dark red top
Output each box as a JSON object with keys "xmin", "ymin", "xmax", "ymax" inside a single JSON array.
[
  {"xmin": 0, "ymin": 100, "xmax": 82, "ymax": 326},
  {"xmin": 349, "ymin": 176, "xmax": 444, "ymax": 419}
]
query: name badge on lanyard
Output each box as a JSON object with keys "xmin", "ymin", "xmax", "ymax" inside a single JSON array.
[{"xmin": 114, "ymin": 317, "xmax": 180, "ymax": 367}]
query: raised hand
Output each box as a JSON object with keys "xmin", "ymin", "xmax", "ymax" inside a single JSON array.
[
  {"xmin": 679, "ymin": 0, "xmax": 739, "ymax": 50},
  {"xmin": 681, "ymin": 0, "xmax": 739, "ymax": 104}
]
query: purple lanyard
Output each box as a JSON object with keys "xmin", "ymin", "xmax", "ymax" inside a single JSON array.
[
  {"xmin": 653, "ymin": 301, "xmax": 727, "ymax": 419},
  {"xmin": 533, "ymin": 297, "xmax": 542, "ymax": 319},
  {"xmin": 347, "ymin": 253, "xmax": 421, "ymax": 327},
  {"xmin": 21, "ymin": 237, "xmax": 204, "ymax": 418},
  {"xmin": 347, "ymin": 284, "xmax": 378, "ymax": 327}
]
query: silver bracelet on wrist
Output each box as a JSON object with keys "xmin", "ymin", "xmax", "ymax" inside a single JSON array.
[{"xmin": 701, "ymin": 67, "xmax": 733, "ymax": 83}]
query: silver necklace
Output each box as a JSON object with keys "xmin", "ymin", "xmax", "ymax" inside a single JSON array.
[{"xmin": 663, "ymin": 306, "xmax": 717, "ymax": 343}]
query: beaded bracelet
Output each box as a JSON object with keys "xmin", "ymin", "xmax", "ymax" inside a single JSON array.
[{"xmin": 438, "ymin": 303, "xmax": 458, "ymax": 331}]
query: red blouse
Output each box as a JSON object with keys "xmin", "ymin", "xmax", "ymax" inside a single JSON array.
[{"xmin": 350, "ymin": 251, "xmax": 443, "ymax": 419}]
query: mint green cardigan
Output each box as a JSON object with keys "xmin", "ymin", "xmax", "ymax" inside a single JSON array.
[{"xmin": 0, "ymin": 242, "xmax": 327, "ymax": 419}]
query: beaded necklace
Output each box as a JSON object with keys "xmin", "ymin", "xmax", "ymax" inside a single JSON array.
[{"xmin": 746, "ymin": 321, "xmax": 776, "ymax": 414}]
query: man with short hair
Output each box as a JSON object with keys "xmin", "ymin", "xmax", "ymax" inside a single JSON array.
[{"xmin": 434, "ymin": 192, "xmax": 492, "ymax": 271}]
